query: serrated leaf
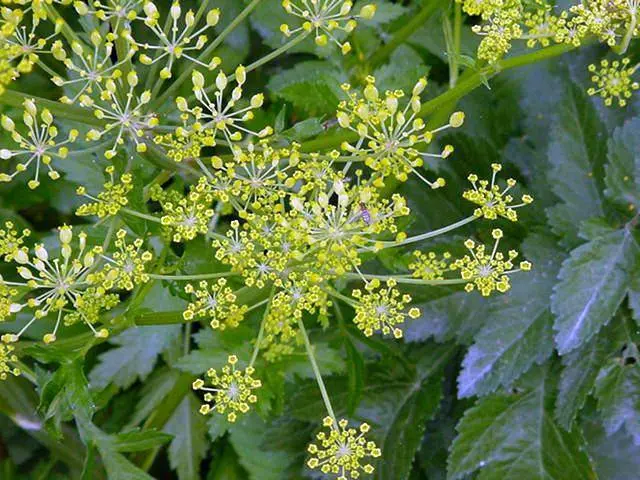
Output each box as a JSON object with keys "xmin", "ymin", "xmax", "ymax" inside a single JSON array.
[
  {"xmin": 594, "ymin": 360, "xmax": 640, "ymax": 444},
  {"xmin": 552, "ymin": 228, "xmax": 637, "ymax": 354},
  {"xmin": 89, "ymin": 325, "xmax": 181, "ymax": 390},
  {"xmin": 555, "ymin": 330, "xmax": 615, "ymax": 430},
  {"xmin": 605, "ymin": 117, "xmax": 640, "ymax": 209},
  {"xmin": 546, "ymin": 82, "xmax": 607, "ymax": 244},
  {"xmin": 229, "ymin": 414, "xmax": 292, "ymax": 480},
  {"xmin": 267, "ymin": 61, "xmax": 346, "ymax": 116},
  {"xmin": 457, "ymin": 235, "xmax": 562, "ymax": 398},
  {"xmin": 448, "ymin": 367, "xmax": 596, "ymax": 480},
  {"xmin": 128, "ymin": 368, "xmax": 181, "ymax": 427},
  {"xmin": 361, "ymin": 343, "xmax": 455, "ymax": 480},
  {"xmin": 164, "ymin": 394, "xmax": 208, "ymax": 480}
]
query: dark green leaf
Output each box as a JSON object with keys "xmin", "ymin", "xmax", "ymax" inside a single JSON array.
[
  {"xmin": 448, "ymin": 367, "xmax": 596, "ymax": 480},
  {"xmin": 552, "ymin": 228, "xmax": 637, "ymax": 354},
  {"xmin": 605, "ymin": 117, "xmax": 640, "ymax": 209},
  {"xmin": 112, "ymin": 429, "xmax": 173, "ymax": 453}
]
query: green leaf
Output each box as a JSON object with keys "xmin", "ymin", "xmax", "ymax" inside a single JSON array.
[
  {"xmin": 39, "ymin": 360, "xmax": 96, "ymax": 426},
  {"xmin": 555, "ymin": 329, "xmax": 616, "ymax": 430},
  {"xmin": 448, "ymin": 367, "xmax": 596, "ymax": 480},
  {"xmin": 207, "ymin": 443, "xmax": 248, "ymax": 480},
  {"xmin": 546, "ymin": 82, "xmax": 607, "ymax": 245},
  {"xmin": 457, "ymin": 235, "xmax": 562, "ymax": 398},
  {"xmin": 112, "ymin": 429, "xmax": 173, "ymax": 453},
  {"xmin": 362, "ymin": 343, "xmax": 455, "ymax": 480},
  {"xmin": 594, "ymin": 359, "xmax": 640, "ymax": 443},
  {"xmin": 344, "ymin": 338, "xmax": 365, "ymax": 415},
  {"xmin": 96, "ymin": 447, "xmax": 155, "ymax": 480},
  {"xmin": 229, "ymin": 414, "xmax": 292, "ymax": 480},
  {"xmin": 373, "ymin": 45, "xmax": 430, "ymax": 94},
  {"xmin": 266, "ymin": 61, "xmax": 347, "ymax": 116},
  {"xmin": 552, "ymin": 228, "xmax": 637, "ymax": 354},
  {"xmin": 583, "ymin": 405, "xmax": 640, "ymax": 480},
  {"xmin": 128, "ymin": 368, "xmax": 182, "ymax": 427},
  {"xmin": 164, "ymin": 394, "xmax": 208, "ymax": 480},
  {"xmin": 89, "ymin": 325, "xmax": 181, "ymax": 390},
  {"xmin": 605, "ymin": 117, "xmax": 640, "ymax": 209}
]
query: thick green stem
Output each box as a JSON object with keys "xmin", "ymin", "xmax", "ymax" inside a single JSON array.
[
  {"xmin": 148, "ymin": 272, "xmax": 237, "ymax": 281},
  {"xmin": 151, "ymin": 0, "xmax": 264, "ymax": 110},
  {"xmin": 369, "ymin": 0, "xmax": 443, "ymax": 69},
  {"xmin": 0, "ymin": 90, "xmax": 104, "ymax": 126},
  {"xmin": 297, "ymin": 317, "xmax": 337, "ymax": 424}
]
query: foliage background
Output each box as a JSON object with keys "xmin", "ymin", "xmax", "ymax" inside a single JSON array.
[{"xmin": 1, "ymin": 0, "xmax": 640, "ymax": 479}]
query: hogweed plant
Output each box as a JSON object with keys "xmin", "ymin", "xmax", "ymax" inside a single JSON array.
[{"xmin": 0, "ymin": 0, "xmax": 638, "ymax": 479}]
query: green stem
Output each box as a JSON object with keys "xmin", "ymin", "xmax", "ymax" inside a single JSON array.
[
  {"xmin": 369, "ymin": 0, "xmax": 443, "ymax": 69},
  {"xmin": 451, "ymin": 2, "xmax": 462, "ymax": 87},
  {"xmin": 297, "ymin": 317, "xmax": 337, "ymax": 424},
  {"xmin": 0, "ymin": 90, "xmax": 105, "ymax": 126},
  {"xmin": 151, "ymin": 0, "xmax": 264, "ymax": 110},
  {"xmin": 374, "ymin": 215, "xmax": 477, "ymax": 249},
  {"xmin": 242, "ymin": 32, "xmax": 309, "ymax": 77},
  {"xmin": 119, "ymin": 207, "xmax": 162, "ymax": 224},
  {"xmin": 148, "ymin": 272, "xmax": 237, "ymax": 281},
  {"xmin": 249, "ymin": 288, "xmax": 275, "ymax": 368},
  {"xmin": 342, "ymin": 273, "xmax": 469, "ymax": 286}
]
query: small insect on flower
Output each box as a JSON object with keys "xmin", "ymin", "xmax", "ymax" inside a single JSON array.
[
  {"xmin": 463, "ymin": 163, "xmax": 533, "ymax": 221},
  {"xmin": 588, "ymin": 58, "xmax": 639, "ymax": 107},
  {"xmin": 76, "ymin": 166, "xmax": 133, "ymax": 218},
  {"xmin": 0, "ymin": 99, "xmax": 78, "ymax": 189},
  {"xmin": 0, "ymin": 343, "xmax": 20, "ymax": 380},
  {"xmin": 307, "ymin": 416, "xmax": 381, "ymax": 479},
  {"xmin": 451, "ymin": 229, "xmax": 532, "ymax": 297},
  {"xmin": 280, "ymin": 0, "xmax": 377, "ymax": 54},
  {"xmin": 183, "ymin": 279, "xmax": 248, "ymax": 330},
  {"xmin": 351, "ymin": 279, "xmax": 420, "ymax": 338},
  {"xmin": 193, "ymin": 354, "xmax": 262, "ymax": 423}
]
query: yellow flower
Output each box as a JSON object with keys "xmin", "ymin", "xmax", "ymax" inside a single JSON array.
[
  {"xmin": 409, "ymin": 250, "xmax": 452, "ymax": 280},
  {"xmin": 450, "ymin": 229, "xmax": 531, "ymax": 296},
  {"xmin": 281, "ymin": 0, "xmax": 376, "ymax": 54},
  {"xmin": 0, "ymin": 221, "xmax": 30, "ymax": 261},
  {"xmin": 76, "ymin": 166, "xmax": 133, "ymax": 218},
  {"xmin": 587, "ymin": 58, "xmax": 639, "ymax": 107},
  {"xmin": 307, "ymin": 416, "xmax": 381, "ymax": 480},
  {"xmin": 463, "ymin": 163, "xmax": 533, "ymax": 221},
  {"xmin": 0, "ymin": 343, "xmax": 20, "ymax": 380},
  {"xmin": 183, "ymin": 279, "xmax": 247, "ymax": 330},
  {"xmin": 351, "ymin": 279, "xmax": 419, "ymax": 338},
  {"xmin": 0, "ymin": 99, "xmax": 77, "ymax": 189},
  {"xmin": 193, "ymin": 354, "xmax": 262, "ymax": 423},
  {"xmin": 338, "ymin": 76, "xmax": 463, "ymax": 187}
]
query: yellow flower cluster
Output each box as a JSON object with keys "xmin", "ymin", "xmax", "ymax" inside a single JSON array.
[
  {"xmin": 0, "ymin": 343, "xmax": 19, "ymax": 380},
  {"xmin": 463, "ymin": 163, "xmax": 533, "ymax": 221},
  {"xmin": 183, "ymin": 279, "xmax": 247, "ymax": 330},
  {"xmin": 409, "ymin": 251, "xmax": 452, "ymax": 280},
  {"xmin": 337, "ymin": 76, "xmax": 463, "ymax": 187},
  {"xmin": 0, "ymin": 98, "xmax": 77, "ymax": 189},
  {"xmin": 76, "ymin": 166, "xmax": 133, "ymax": 218},
  {"xmin": 149, "ymin": 181, "xmax": 215, "ymax": 243},
  {"xmin": 0, "ymin": 221, "xmax": 29, "ymax": 260},
  {"xmin": 451, "ymin": 229, "xmax": 532, "ymax": 296},
  {"xmin": 0, "ymin": 224, "xmax": 153, "ymax": 343},
  {"xmin": 588, "ymin": 58, "xmax": 639, "ymax": 107},
  {"xmin": 307, "ymin": 416, "xmax": 381, "ymax": 480},
  {"xmin": 193, "ymin": 355, "xmax": 262, "ymax": 423},
  {"xmin": 351, "ymin": 279, "xmax": 420, "ymax": 338},
  {"xmin": 281, "ymin": 0, "xmax": 377, "ymax": 54}
]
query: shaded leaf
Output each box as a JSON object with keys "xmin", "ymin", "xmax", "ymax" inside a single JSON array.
[
  {"xmin": 165, "ymin": 394, "xmax": 209, "ymax": 480},
  {"xmin": 605, "ymin": 117, "xmax": 640, "ymax": 209}
]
